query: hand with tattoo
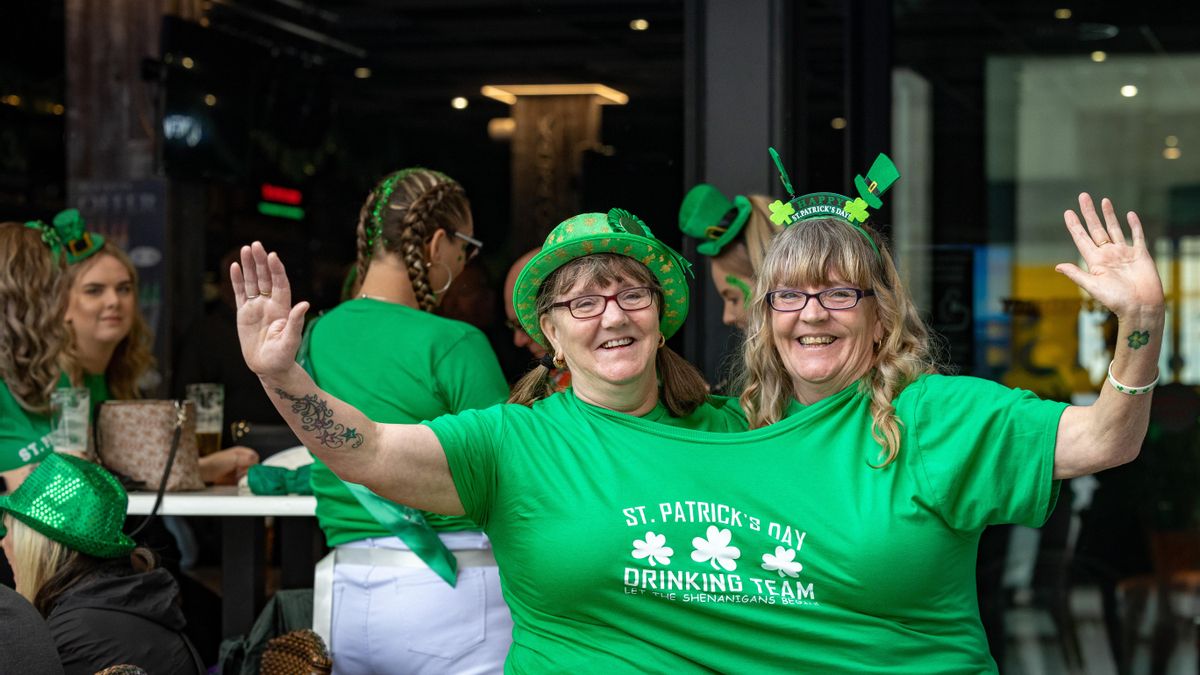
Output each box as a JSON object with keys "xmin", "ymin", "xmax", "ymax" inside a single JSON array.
[{"xmin": 230, "ymin": 242, "xmax": 311, "ymax": 378}]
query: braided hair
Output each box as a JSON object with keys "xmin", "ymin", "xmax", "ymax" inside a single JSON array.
[{"xmin": 350, "ymin": 169, "xmax": 471, "ymax": 312}]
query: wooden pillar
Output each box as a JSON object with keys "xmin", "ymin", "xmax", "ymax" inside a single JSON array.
[{"xmin": 509, "ymin": 95, "xmax": 603, "ymax": 252}]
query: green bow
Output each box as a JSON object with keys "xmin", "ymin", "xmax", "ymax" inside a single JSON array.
[{"xmin": 247, "ymin": 464, "xmax": 314, "ymax": 496}]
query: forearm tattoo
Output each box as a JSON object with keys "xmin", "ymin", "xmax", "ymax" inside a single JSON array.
[
  {"xmin": 1126, "ymin": 330, "xmax": 1150, "ymax": 350},
  {"xmin": 274, "ymin": 388, "xmax": 365, "ymax": 449}
]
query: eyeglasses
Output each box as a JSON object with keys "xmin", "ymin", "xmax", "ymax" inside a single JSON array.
[
  {"xmin": 767, "ymin": 287, "xmax": 874, "ymax": 312},
  {"xmin": 549, "ymin": 286, "xmax": 656, "ymax": 320},
  {"xmin": 454, "ymin": 231, "xmax": 483, "ymax": 262}
]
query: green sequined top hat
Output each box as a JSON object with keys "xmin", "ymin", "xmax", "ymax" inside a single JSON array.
[
  {"xmin": 766, "ymin": 148, "xmax": 900, "ymax": 256},
  {"xmin": 677, "ymin": 184, "xmax": 753, "ymax": 257},
  {"xmin": 0, "ymin": 453, "xmax": 136, "ymax": 559},
  {"xmin": 23, "ymin": 208, "xmax": 106, "ymax": 266},
  {"xmin": 513, "ymin": 208, "xmax": 693, "ymax": 348}
]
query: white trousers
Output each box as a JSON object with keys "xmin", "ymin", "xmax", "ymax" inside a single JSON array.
[{"xmin": 326, "ymin": 533, "xmax": 512, "ymax": 675}]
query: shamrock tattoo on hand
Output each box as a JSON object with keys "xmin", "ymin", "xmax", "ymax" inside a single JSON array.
[{"xmin": 1127, "ymin": 330, "xmax": 1150, "ymax": 350}]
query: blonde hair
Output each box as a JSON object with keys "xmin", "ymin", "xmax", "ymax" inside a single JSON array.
[
  {"xmin": 737, "ymin": 219, "xmax": 941, "ymax": 465},
  {"xmin": 60, "ymin": 245, "xmax": 155, "ymax": 399},
  {"xmin": 349, "ymin": 168, "xmax": 471, "ymax": 312},
  {"xmin": 710, "ymin": 194, "xmax": 783, "ymax": 280},
  {"xmin": 508, "ymin": 253, "xmax": 709, "ymax": 416},
  {"xmin": 0, "ymin": 223, "xmax": 71, "ymax": 413},
  {"xmin": 4, "ymin": 514, "xmax": 73, "ymax": 605}
]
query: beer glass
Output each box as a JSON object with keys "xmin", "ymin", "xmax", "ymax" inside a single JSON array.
[
  {"xmin": 186, "ymin": 383, "xmax": 224, "ymax": 457},
  {"xmin": 50, "ymin": 387, "xmax": 90, "ymax": 455}
]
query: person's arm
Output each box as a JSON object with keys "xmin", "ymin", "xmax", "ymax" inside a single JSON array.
[
  {"xmin": 1052, "ymin": 194, "xmax": 1165, "ymax": 479},
  {"xmin": 231, "ymin": 242, "xmax": 464, "ymax": 515}
]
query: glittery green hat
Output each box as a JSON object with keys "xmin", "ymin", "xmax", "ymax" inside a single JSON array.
[
  {"xmin": 765, "ymin": 147, "xmax": 900, "ymax": 257},
  {"xmin": 513, "ymin": 208, "xmax": 693, "ymax": 347},
  {"xmin": 0, "ymin": 453, "xmax": 136, "ymax": 559},
  {"xmin": 678, "ymin": 184, "xmax": 753, "ymax": 256},
  {"xmin": 24, "ymin": 208, "xmax": 106, "ymax": 265}
]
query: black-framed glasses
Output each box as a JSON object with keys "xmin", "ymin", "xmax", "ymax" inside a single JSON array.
[
  {"xmin": 549, "ymin": 286, "xmax": 656, "ymax": 319},
  {"xmin": 454, "ymin": 231, "xmax": 483, "ymax": 261},
  {"xmin": 767, "ymin": 287, "xmax": 874, "ymax": 312}
]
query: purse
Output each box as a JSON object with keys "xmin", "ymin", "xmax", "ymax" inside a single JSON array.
[
  {"xmin": 96, "ymin": 400, "xmax": 206, "ymax": 492},
  {"xmin": 258, "ymin": 629, "xmax": 332, "ymax": 675}
]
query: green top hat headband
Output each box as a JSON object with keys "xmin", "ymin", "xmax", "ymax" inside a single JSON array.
[
  {"xmin": 0, "ymin": 453, "xmax": 136, "ymax": 559},
  {"xmin": 24, "ymin": 208, "xmax": 106, "ymax": 265},
  {"xmin": 678, "ymin": 184, "xmax": 754, "ymax": 257},
  {"xmin": 513, "ymin": 208, "xmax": 693, "ymax": 347},
  {"xmin": 766, "ymin": 147, "xmax": 900, "ymax": 257}
]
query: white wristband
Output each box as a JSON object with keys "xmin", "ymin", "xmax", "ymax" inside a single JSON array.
[{"xmin": 1106, "ymin": 360, "xmax": 1159, "ymax": 395}]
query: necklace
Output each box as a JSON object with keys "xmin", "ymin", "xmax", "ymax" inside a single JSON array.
[{"xmin": 359, "ymin": 293, "xmax": 400, "ymax": 303}]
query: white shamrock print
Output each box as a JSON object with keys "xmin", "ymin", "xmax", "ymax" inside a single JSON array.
[
  {"xmin": 691, "ymin": 525, "xmax": 741, "ymax": 571},
  {"xmin": 632, "ymin": 531, "xmax": 674, "ymax": 567},
  {"xmin": 761, "ymin": 546, "xmax": 803, "ymax": 578}
]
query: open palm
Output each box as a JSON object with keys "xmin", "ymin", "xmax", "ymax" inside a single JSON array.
[
  {"xmin": 1056, "ymin": 193, "xmax": 1164, "ymax": 318},
  {"xmin": 229, "ymin": 242, "xmax": 310, "ymax": 378}
]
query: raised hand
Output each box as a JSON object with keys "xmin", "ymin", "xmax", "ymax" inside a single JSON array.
[
  {"xmin": 230, "ymin": 242, "xmax": 310, "ymax": 378},
  {"xmin": 1055, "ymin": 193, "xmax": 1165, "ymax": 320}
]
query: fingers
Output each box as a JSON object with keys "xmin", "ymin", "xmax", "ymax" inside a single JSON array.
[
  {"xmin": 1078, "ymin": 193, "xmax": 1111, "ymax": 247},
  {"xmin": 1099, "ymin": 197, "xmax": 1128, "ymax": 246},
  {"xmin": 285, "ymin": 301, "xmax": 310, "ymax": 345},
  {"xmin": 267, "ymin": 251, "xmax": 292, "ymax": 308},
  {"xmin": 1127, "ymin": 210, "xmax": 1146, "ymax": 248},
  {"xmin": 231, "ymin": 260, "xmax": 246, "ymax": 307},
  {"xmin": 1062, "ymin": 208, "xmax": 1097, "ymax": 257},
  {"xmin": 251, "ymin": 242, "xmax": 272, "ymax": 296},
  {"xmin": 240, "ymin": 245, "xmax": 260, "ymax": 300},
  {"xmin": 1055, "ymin": 262, "xmax": 1094, "ymax": 294}
]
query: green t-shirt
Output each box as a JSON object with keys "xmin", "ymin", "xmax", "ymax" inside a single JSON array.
[
  {"xmin": 427, "ymin": 374, "xmax": 1067, "ymax": 673},
  {"xmin": 0, "ymin": 373, "xmax": 108, "ymax": 472},
  {"xmin": 305, "ymin": 298, "xmax": 511, "ymax": 545}
]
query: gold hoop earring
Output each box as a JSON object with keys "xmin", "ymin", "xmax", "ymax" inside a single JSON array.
[
  {"xmin": 553, "ymin": 354, "xmax": 566, "ymax": 369},
  {"xmin": 657, "ymin": 334, "xmax": 666, "ymax": 348},
  {"xmin": 425, "ymin": 260, "xmax": 454, "ymax": 295}
]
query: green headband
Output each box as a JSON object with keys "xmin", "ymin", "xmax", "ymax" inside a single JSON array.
[
  {"xmin": 766, "ymin": 148, "xmax": 900, "ymax": 258},
  {"xmin": 513, "ymin": 208, "xmax": 693, "ymax": 347},
  {"xmin": 24, "ymin": 208, "xmax": 106, "ymax": 265}
]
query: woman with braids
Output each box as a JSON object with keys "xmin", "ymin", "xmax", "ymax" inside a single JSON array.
[{"xmin": 298, "ymin": 168, "xmax": 513, "ymax": 674}]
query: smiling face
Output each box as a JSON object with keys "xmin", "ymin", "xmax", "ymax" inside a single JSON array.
[
  {"xmin": 65, "ymin": 252, "xmax": 135, "ymax": 350},
  {"xmin": 770, "ymin": 273, "xmax": 882, "ymax": 404},
  {"xmin": 541, "ymin": 277, "xmax": 661, "ymax": 396}
]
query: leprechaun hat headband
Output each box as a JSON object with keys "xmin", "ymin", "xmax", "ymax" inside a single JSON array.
[
  {"xmin": 24, "ymin": 208, "xmax": 106, "ymax": 265},
  {"xmin": 0, "ymin": 453, "xmax": 136, "ymax": 559},
  {"xmin": 765, "ymin": 148, "xmax": 900, "ymax": 257},
  {"xmin": 678, "ymin": 184, "xmax": 754, "ymax": 257},
  {"xmin": 513, "ymin": 208, "xmax": 693, "ymax": 348}
]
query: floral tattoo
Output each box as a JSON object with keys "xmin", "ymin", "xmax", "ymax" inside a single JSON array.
[
  {"xmin": 1126, "ymin": 330, "xmax": 1150, "ymax": 350},
  {"xmin": 273, "ymin": 388, "xmax": 364, "ymax": 449}
]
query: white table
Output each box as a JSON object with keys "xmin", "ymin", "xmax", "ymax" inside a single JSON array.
[{"xmin": 127, "ymin": 486, "xmax": 320, "ymax": 638}]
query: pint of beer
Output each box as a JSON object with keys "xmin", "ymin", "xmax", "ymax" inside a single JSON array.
[{"xmin": 186, "ymin": 383, "xmax": 224, "ymax": 457}]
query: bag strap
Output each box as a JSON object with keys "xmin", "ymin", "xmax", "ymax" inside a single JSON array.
[{"xmin": 128, "ymin": 400, "xmax": 187, "ymax": 539}]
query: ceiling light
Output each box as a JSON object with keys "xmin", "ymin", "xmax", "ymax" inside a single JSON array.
[
  {"xmin": 630, "ymin": 19, "xmax": 649, "ymax": 31},
  {"xmin": 830, "ymin": 117, "xmax": 847, "ymax": 130},
  {"xmin": 488, "ymin": 118, "xmax": 516, "ymax": 141},
  {"xmin": 354, "ymin": 67, "xmax": 371, "ymax": 79},
  {"xmin": 181, "ymin": 56, "xmax": 195, "ymax": 69},
  {"xmin": 1165, "ymin": 135, "xmax": 1179, "ymax": 147},
  {"xmin": 199, "ymin": 17, "xmax": 210, "ymax": 27},
  {"xmin": 451, "ymin": 97, "xmax": 469, "ymax": 109},
  {"xmin": 52, "ymin": 103, "xmax": 64, "ymax": 115},
  {"xmin": 1054, "ymin": 8, "xmax": 1072, "ymax": 20},
  {"xmin": 480, "ymin": 84, "xmax": 629, "ymax": 106},
  {"xmin": 1120, "ymin": 85, "xmax": 1138, "ymax": 97},
  {"xmin": 1163, "ymin": 147, "xmax": 1182, "ymax": 160},
  {"xmin": 204, "ymin": 94, "xmax": 217, "ymax": 106},
  {"xmin": 1, "ymin": 95, "xmax": 20, "ymax": 107},
  {"xmin": 1090, "ymin": 51, "xmax": 1106, "ymax": 62}
]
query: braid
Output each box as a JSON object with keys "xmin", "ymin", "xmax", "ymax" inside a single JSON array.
[
  {"xmin": 348, "ymin": 199, "xmax": 374, "ymax": 300},
  {"xmin": 398, "ymin": 181, "xmax": 465, "ymax": 312}
]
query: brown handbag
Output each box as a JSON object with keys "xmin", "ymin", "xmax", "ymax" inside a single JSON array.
[
  {"xmin": 259, "ymin": 629, "xmax": 332, "ymax": 675},
  {"xmin": 96, "ymin": 400, "xmax": 206, "ymax": 492}
]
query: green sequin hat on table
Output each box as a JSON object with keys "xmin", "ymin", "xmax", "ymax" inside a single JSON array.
[
  {"xmin": 678, "ymin": 184, "xmax": 753, "ymax": 256},
  {"xmin": 765, "ymin": 148, "xmax": 901, "ymax": 256},
  {"xmin": 513, "ymin": 208, "xmax": 693, "ymax": 348},
  {"xmin": 23, "ymin": 208, "xmax": 106, "ymax": 265},
  {"xmin": 0, "ymin": 453, "xmax": 136, "ymax": 559}
]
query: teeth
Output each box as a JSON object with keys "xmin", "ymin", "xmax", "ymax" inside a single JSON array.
[
  {"xmin": 601, "ymin": 338, "xmax": 634, "ymax": 349},
  {"xmin": 799, "ymin": 336, "xmax": 835, "ymax": 345}
]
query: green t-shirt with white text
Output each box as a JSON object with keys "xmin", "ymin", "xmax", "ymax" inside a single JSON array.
[
  {"xmin": 426, "ymin": 374, "xmax": 1067, "ymax": 673},
  {"xmin": 0, "ymin": 373, "xmax": 108, "ymax": 472}
]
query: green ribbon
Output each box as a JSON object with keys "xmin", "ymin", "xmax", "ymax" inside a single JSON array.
[
  {"xmin": 247, "ymin": 464, "xmax": 314, "ymax": 495},
  {"xmin": 297, "ymin": 315, "xmax": 460, "ymax": 586}
]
